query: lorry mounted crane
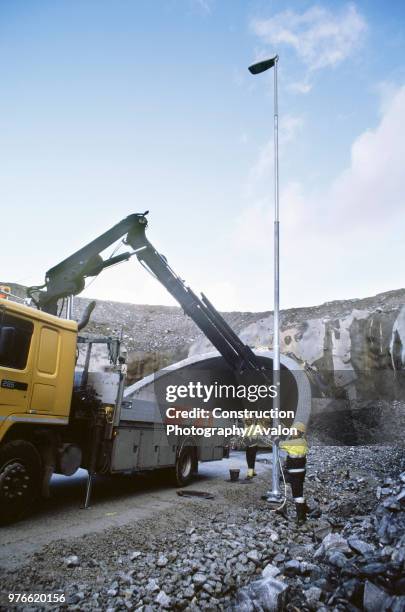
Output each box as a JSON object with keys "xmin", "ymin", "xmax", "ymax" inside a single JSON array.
[
  {"xmin": 27, "ymin": 212, "xmax": 270, "ymax": 378},
  {"xmin": 0, "ymin": 213, "xmax": 289, "ymax": 524}
]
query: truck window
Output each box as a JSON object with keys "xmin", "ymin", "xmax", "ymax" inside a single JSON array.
[{"xmin": 0, "ymin": 313, "xmax": 33, "ymax": 370}]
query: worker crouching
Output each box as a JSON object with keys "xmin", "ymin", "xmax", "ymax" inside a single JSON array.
[{"xmin": 280, "ymin": 422, "xmax": 308, "ymax": 523}]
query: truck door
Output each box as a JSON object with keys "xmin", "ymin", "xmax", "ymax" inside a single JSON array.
[
  {"xmin": 31, "ymin": 325, "xmax": 60, "ymax": 414},
  {"xmin": 0, "ymin": 310, "xmax": 34, "ymax": 417}
]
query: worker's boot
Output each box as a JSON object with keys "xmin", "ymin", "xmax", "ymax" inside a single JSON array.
[
  {"xmin": 276, "ymin": 505, "xmax": 289, "ymax": 520},
  {"xmin": 295, "ymin": 501, "xmax": 308, "ymax": 524},
  {"xmin": 247, "ymin": 468, "xmax": 255, "ymax": 479}
]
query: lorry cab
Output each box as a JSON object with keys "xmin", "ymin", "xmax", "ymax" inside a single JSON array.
[
  {"xmin": 0, "ymin": 298, "xmax": 77, "ymax": 435},
  {"xmin": 0, "ymin": 299, "xmax": 79, "ymax": 524}
]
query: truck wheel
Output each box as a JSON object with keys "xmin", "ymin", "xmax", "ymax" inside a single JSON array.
[
  {"xmin": 0, "ymin": 440, "xmax": 42, "ymax": 525},
  {"xmin": 173, "ymin": 446, "xmax": 195, "ymax": 486}
]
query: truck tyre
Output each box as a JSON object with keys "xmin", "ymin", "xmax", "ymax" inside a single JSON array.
[
  {"xmin": 0, "ymin": 440, "xmax": 42, "ymax": 525},
  {"xmin": 173, "ymin": 446, "xmax": 195, "ymax": 487}
]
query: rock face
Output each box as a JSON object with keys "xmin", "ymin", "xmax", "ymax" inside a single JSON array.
[
  {"xmin": 189, "ymin": 289, "xmax": 405, "ymax": 445},
  {"xmin": 189, "ymin": 290, "xmax": 405, "ymax": 402},
  {"xmin": 8, "ymin": 282, "xmax": 405, "ymax": 390}
]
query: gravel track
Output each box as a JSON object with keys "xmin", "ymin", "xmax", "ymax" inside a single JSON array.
[{"xmin": 1, "ymin": 446, "xmax": 404, "ymax": 611}]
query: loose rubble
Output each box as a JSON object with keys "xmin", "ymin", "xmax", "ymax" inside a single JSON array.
[{"xmin": 1, "ymin": 446, "xmax": 404, "ymax": 611}]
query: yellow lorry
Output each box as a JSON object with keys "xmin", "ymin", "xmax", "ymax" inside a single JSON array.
[
  {"xmin": 0, "ymin": 213, "xmax": 250, "ymax": 524},
  {"xmin": 0, "ymin": 300, "xmax": 78, "ymax": 522}
]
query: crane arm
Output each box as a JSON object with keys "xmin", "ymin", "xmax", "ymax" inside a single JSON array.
[
  {"xmin": 27, "ymin": 213, "xmax": 149, "ymax": 315},
  {"xmin": 28, "ymin": 212, "xmax": 267, "ymax": 376},
  {"xmin": 125, "ymin": 216, "xmax": 265, "ymax": 375}
]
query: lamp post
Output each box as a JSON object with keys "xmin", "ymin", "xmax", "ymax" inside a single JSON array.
[{"xmin": 248, "ymin": 55, "xmax": 283, "ymax": 502}]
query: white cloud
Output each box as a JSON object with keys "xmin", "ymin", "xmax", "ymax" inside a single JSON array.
[
  {"xmin": 328, "ymin": 85, "xmax": 405, "ymax": 223},
  {"xmin": 233, "ymin": 85, "xmax": 405, "ymax": 307},
  {"xmin": 251, "ymin": 4, "xmax": 367, "ymax": 72}
]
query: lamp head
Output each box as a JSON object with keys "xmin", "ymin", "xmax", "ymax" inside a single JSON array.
[{"xmin": 248, "ymin": 55, "xmax": 278, "ymax": 75}]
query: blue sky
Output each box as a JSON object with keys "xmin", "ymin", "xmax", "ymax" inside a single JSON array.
[{"xmin": 2, "ymin": 0, "xmax": 405, "ymax": 310}]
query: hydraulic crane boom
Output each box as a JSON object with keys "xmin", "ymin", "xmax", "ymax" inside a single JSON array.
[
  {"xmin": 28, "ymin": 213, "xmax": 267, "ymax": 377},
  {"xmin": 27, "ymin": 213, "xmax": 149, "ymax": 315},
  {"xmin": 125, "ymin": 216, "xmax": 265, "ymax": 376}
]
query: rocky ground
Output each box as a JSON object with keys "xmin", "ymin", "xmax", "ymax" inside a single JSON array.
[
  {"xmin": 1, "ymin": 445, "xmax": 404, "ymax": 612},
  {"xmin": 8, "ymin": 283, "xmax": 405, "ymax": 353},
  {"xmin": 3, "ymin": 284, "xmax": 404, "ymax": 610},
  {"xmin": 6, "ymin": 283, "xmax": 266, "ymax": 356}
]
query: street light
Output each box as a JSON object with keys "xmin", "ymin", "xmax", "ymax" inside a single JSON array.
[{"xmin": 248, "ymin": 54, "xmax": 283, "ymax": 503}]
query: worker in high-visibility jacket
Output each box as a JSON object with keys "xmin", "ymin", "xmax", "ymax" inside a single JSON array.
[{"xmin": 280, "ymin": 422, "xmax": 308, "ymax": 523}]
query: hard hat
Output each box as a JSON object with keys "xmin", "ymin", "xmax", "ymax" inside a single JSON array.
[{"xmin": 294, "ymin": 421, "xmax": 306, "ymax": 434}]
